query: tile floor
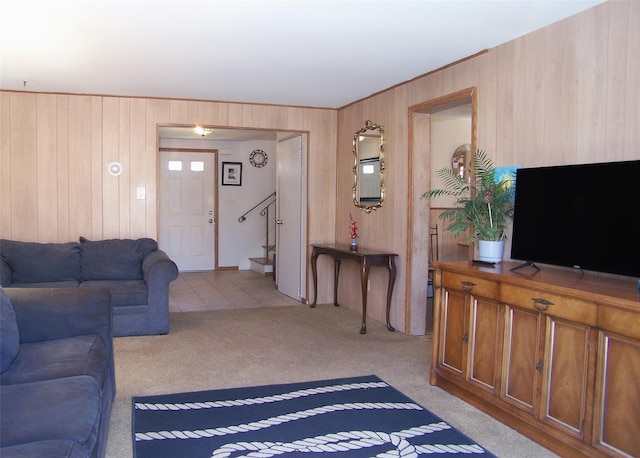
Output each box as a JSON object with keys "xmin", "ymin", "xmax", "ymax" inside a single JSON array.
[{"xmin": 168, "ymin": 270, "xmax": 301, "ymax": 312}]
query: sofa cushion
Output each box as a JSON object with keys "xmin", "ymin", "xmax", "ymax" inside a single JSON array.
[
  {"xmin": 80, "ymin": 239, "xmax": 142, "ymax": 280},
  {"xmin": 80, "ymin": 279, "xmax": 147, "ymax": 306},
  {"xmin": 80, "ymin": 238, "xmax": 144, "ymax": 280},
  {"xmin": 0, "ymin": 240, "xmax": 81, "ymax": 284},
  {"xmin": 0, "ymin": 376, "xmax": 101, "ymax": 455},
  {"xmin": 0, "ymin": 439, "xmax": 87, "ymax": 458},
  {"xmin": 0, "ymin": 334, "xmax": 110, "ymax": 388},
  {"xmin": 0, "ymin": 288, "xmax": 19, "ymax": 373}
]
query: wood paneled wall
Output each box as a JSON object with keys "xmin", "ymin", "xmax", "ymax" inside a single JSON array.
[
  {"xmin": 2, "ymin": 1, "xmax": 638, "ymax": 334},
  {"xmin": 336, "ymin": 0, "xmax": 640, "ymax": 334},
  {"xmin": 0, "ymin": 94, "xmax": 337, "ymax": 303}
]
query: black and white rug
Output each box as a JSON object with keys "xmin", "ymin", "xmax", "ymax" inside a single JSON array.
[{"xmin": 132, "ymin": 375, "xmax": 495, "ymax": 457}]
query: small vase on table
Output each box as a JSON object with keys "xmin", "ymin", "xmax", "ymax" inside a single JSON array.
[{"xmin": 349, "ymin": 213, "xmax": 359, "ymax": 251}]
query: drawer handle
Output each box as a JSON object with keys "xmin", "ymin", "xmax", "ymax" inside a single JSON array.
[
  {"xmin": 532, "ymin": 298, "xmax": 554, "ymax": 311},
  {"xmin": 461, "ymin": 281, "xmax": 476, "ymax": 292}
]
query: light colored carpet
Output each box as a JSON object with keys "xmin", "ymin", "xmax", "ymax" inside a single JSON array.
[{"xmin": 106, "ymin": 304, "xmax": 558, "ymax": 457}]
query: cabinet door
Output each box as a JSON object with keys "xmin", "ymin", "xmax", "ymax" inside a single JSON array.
[
  {"xmin": 501, "ymin": 305, "xmax": 544, "ymax": 414},
  {"xmin": 438, "ymin": 287, "xmax": 468, "ymax": 376},
  {"xmin": 540, "ymin": 317, "xmax": 593, "ymax": 439},
  {"xmin": 468, "ymin": 296, "xmax": 501, "ymax": 393},
  {"xmin": 593, "ymin": 331, "xmax": 640, "ymax": 457}
]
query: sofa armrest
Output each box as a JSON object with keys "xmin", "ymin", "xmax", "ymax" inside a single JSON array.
[
  {"xmin": 142, "ymin": 249, "xmax": 178, "ymax": 283},
  {"xmin": 1, "ymin": 258, "xmax": 13, "ymax": 287},
  {"xmin": 5, "ymin": 288, "xmax": 112, "ymax": 345},
  {"xmin": 141, "ymin": 250, "xmax": 178, "ymax": 334}
]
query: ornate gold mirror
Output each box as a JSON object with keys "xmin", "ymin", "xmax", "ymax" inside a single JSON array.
[{"xmin": 353, "ymin": 120, "xmax": 384, "ymax": 213}]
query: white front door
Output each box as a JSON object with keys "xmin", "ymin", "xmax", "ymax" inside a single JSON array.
[
  {"xmin": 159, "ymin": 151, "xmax": 216, "ymax": 271},
  {"xmin": 276, "ymin": 135, "xmax": 306, "ymax": 300}
]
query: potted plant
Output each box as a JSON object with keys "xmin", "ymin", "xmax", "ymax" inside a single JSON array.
[{"xmin": 422, "ymin": 149, "xmax": 515, "ymax": 263}]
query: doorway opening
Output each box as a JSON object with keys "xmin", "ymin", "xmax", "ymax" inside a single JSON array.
[
  {"xmin": 406, "ymin": 87, "xmax": 477, "ymax": 334},
  {"xmin": 157, "ymin": 125, "xmax": 308, "ymax": 303}
]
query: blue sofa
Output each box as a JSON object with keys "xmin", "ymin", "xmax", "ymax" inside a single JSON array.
[
  {"xmin": 0, "ymin": 238, "xmax": 178, "ymax": 336},
  {"xmin": 0, "ymin": 287, "xmax": 115, "ymax": 458}
]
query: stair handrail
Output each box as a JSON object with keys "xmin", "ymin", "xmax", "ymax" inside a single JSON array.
[{"xmin": 238, "ymin": 192, "xmax": 276, "ymax": 222}]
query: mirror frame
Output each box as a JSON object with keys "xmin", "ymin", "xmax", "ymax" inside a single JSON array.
[
  {"xmin": 352, "ymin": 120, "xmax": 385, "ymax": 213},
  {"xmin": 451, "ymin": 143, "xmax": 471, "ymax": 183}
]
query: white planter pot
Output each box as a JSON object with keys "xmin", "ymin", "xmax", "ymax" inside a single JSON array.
[{"xmin": 478, "ymin": 240, "xmax": 505, "ymax": 264}]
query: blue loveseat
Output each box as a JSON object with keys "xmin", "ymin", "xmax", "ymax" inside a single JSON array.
[
  {"xmin": 0, "ymin": 287, "xmax": 115, "ymax": 458},
  {"xmin": 0, "ymin": 238, "xmax": 178, "ymax": 336}
]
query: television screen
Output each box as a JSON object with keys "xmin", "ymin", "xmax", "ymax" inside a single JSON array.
[{"xmin": 510, "ymin": 160, "xmax": 640, "ymax": 278}]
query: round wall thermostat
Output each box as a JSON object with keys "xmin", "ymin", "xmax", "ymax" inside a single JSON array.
[
  {"xmin": 249, "ymin": 149, "xmax": 268, "ymax": 168},
  {"xmin": 107, "ymin": 162, "xmax": 123, "ymax": 176}
]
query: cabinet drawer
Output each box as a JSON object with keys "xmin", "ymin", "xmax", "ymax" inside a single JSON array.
[
  {"xmin": 598, "ymin": 306, "xmax": 640, "ymax": 340},
  {"xmin": 501, "ymin": 284, "xmax": 597, "ymax": 325},
  {"xmin": 442, "ymin": 272, "xmax": 499, "ymax": 300}
]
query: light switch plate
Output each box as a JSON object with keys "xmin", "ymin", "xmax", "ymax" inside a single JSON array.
[{"xmin": 136, "ymin": 187, "xmax": 145, "ymax": 200}]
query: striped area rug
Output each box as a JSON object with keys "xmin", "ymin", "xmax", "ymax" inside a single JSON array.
[{"xmin": 132, "ymin": 375, "xmax": 495, "ymax": 457}]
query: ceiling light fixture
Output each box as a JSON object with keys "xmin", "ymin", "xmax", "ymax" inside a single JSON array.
[{"xmin": 194, "ymin": 126, "xmax": 214, "ymax": 137}]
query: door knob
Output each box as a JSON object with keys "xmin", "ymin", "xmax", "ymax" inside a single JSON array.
[{"xmin": 276, "ymin": 219, "xmax": 283, "ymax": 225}]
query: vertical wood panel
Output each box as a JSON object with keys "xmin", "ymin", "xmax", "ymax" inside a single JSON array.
[
  {"xmin": 227, "ymin": 103, "xmax": 244, "ymax": 127},
  {"xmin": 68, "ymin": 96, "xmax": 93, "ymax": 240},
  {"xmin": 622, "ymin": 1, "xmax": 639, "ymax": 160},
  {"xmin": 605, "ymin": 1, "xmax": 629, "ymax": 162},
  {"xmin": 186, "ymin": 101, "xmax": 198, "ymax": 124},
  {"xmin": 144, "ymin": 99, "xmax": 170, "ymax": 238},
  {"xmin": 130, "ymin": 98, "xmax": 147, "ymax": 237},
  {"xmin": 102, "ymin": 97, "xmax": 120, "ymax": 237},
  {"xmin": 252, "ymin": 105, "xmax": 268, "ymax": 128},
  {"xmin": 0, "ymin": 92, "xmax": 13, "ymax": 239},
  {"xmin": 90, "ymin": 96, "xmax": 103, "ymax": 239},
  {"xmin": 10, "ymin": 92, "xmax": 38, "ymax": 241},
  {"xmin": 543, "ymin": 19, "xmax": 579, "ymax": 165},
  {"xmin": 576, "ymin": 6, "xmax": 608, "ymax": 164},
  {"xmin": 119, "ymin": 98, "xmax": 131, "ymax": 236},
  {"xmin": 474, "ymin": 53, "xmax": 497, "ymax": 160},
  {"xmin": 196, "ymin": 101, "xmax": 228, "ymax": 126},
  {"xmin": 169, "ymin": 100, "xmax": 188, "ymax": 124},
  {"xmin": 56, "ymin": 95, "xmax": 70, "ymax": 241},
  {"xmin": 408, "ymin": 110, "xmax": 431, "ymax": 334},
  {"xmin": 36, "ymin": 94, "xmax": 58, "ymax": 241},
  {"xmin": 286, "ymin": 106, "xmax": 306, "ymax": 131},
  {"xmin": 518, "ymin": 32, "xmax": 545, "ymax": 167},
  {"xmin": 494, "ymin": 42, "xmax": 516, "ymax": 161}
]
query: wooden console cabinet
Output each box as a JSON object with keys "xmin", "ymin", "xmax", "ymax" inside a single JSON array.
[{"xmin": 431, "ymin": 261, "xmax": 640, "ymax": 457}]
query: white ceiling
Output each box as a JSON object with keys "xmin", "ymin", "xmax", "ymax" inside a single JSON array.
[{"xmin": 1, "ymin": 0, "xmax": 604, "ymax": 109}]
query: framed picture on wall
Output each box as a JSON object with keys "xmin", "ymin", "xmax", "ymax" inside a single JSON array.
[{"xmin": 222, "ymin": 162, "xmax": 242, "ymax": 186}]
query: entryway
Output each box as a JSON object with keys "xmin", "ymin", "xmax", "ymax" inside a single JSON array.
[
  {"xmin": 157, "ymin": 127, "xmax": 308, "ymax": 304},
  {"xmin": 169, "ymin": 270, "xmax": 300, "ymax": 312}
]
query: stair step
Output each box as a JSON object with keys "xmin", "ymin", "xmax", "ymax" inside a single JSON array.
[
  {"xmin": 249, "ymin": 257, "xmax": 274, "ymax": 276},
  {"xmin": 249, "ymin": 257, "xmax": 272, "ymax": 266}
]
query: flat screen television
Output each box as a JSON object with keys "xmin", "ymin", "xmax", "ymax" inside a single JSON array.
[{"xmin": 510, "ymin": 160, "xmax": 640, "ymax": 278}]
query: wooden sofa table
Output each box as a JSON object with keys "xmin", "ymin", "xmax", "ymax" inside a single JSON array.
[{"xmin": 309, "ymin": 243, "xmax": 398, "ymax": 334}]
